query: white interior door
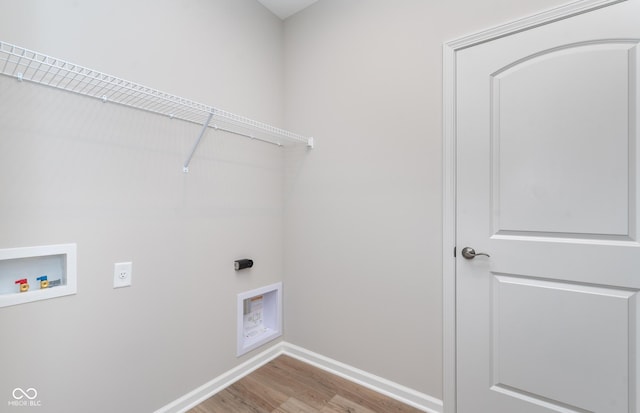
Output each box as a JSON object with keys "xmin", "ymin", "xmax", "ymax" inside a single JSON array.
[{"xmin": 456, "ymin": 1, "xmax": 640, "ymax": 412}]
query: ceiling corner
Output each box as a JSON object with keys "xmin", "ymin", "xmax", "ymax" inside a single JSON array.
[{"xmin": 257, "ymin": 0, "xmax": 319, "ymax": 20}]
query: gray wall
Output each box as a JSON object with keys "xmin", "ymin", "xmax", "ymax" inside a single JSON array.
[
  {"xmin": 283, "ymin": 0, "xmax": 567, "ymax": 399},
  {"xmin": 0, "ymin": 1, "xmax": 285, "ymax": 412},
  {"xmin": 0, "ymin": 0, "xmax": 573, "ymax": 412}
]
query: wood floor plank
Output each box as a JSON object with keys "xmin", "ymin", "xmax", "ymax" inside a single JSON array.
[
  {"xmin": 250, "ymin": 358, "xmax": 334, "ymax": 409},
  {"xmin": 227, "ymin": 374, "xmax": 289, "ymax": 411},
  {"xmin": 277, "ymin": 356, "xmax": 423, "ymax": 413},
  {"xmin": 189, "ymin": 388, "xmax": 267, "ymax": 413},
  {"xmin": 187, "ymin": 355, "xmax": 425, "ymax": 413},
  {"xmin": 321, "ymin": 394, "xmax": 377, "ymax": 413},
  {"xmin": 274, "ymin": 356, "xmax": 343, "ymax": 395},
  {"xmin": 274, "ymin": 397, "xmax": 320, "ymax": 413}
]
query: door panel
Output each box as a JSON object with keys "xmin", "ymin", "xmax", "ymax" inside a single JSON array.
[
  {"xmin": 492, "ymin": 42, "xmax": 632, "ymax": 237},
  {"xmin": 456, "ymin": 1, "xmax": 640, "ymax": 412},
  {"xmin": 492, "ymin": 274, "xmax": 634, "ymax": 413}
]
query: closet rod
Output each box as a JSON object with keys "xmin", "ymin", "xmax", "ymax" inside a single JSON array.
[{"xmin": 0, "ymin": 41, "xmax": 314, "ymax": 164}]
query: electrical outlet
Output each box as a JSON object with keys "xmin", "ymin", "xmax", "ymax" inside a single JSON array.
[{"xmin": 113, "ymin": 262, "xmax": 132, "ymax": 288}]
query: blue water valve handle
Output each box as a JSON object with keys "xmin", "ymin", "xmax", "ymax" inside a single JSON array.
[{"xmin": 36, "ymin": 275, "xmax": 49, "ymax": 289}]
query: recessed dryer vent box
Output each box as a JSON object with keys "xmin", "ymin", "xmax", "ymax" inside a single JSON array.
[
  {"xmin": 0, "ymin": 244, "xmax": 77, "ymax": 308},
  {"xmin": 237, "ymin": 282, "xmax": 282, "ymax": 356}
]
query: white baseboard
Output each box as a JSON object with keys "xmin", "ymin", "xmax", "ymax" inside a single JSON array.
[
  {"xmin": 153, "ymin": 343, "xmax": 284, "ymax": 413},
  {"xmin": 281, "ymin": 343, "xmax": 443, "ymax": 413},
  {"xmin": 154, "ymin": 341, "xmax": 443, "ymax": 413}
]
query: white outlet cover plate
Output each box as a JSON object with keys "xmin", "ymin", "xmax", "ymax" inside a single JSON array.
[{"xmin": 113, "ymin": 262, "xmax": 132, "ymax": 288}]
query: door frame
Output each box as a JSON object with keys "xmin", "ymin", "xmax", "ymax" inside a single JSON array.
[{"xmin": 441, "ymin": 1, "xmax": 626, "ymax": 412}]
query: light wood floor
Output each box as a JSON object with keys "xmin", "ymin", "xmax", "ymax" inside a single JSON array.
[{"xmin": 187, "ymin": 355, "xmax": 424, "ymax": 413}]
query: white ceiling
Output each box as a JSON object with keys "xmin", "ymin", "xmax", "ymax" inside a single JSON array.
[{"xmin": 257, "ymin": 0, "xmax": 318, "ymax": 20}]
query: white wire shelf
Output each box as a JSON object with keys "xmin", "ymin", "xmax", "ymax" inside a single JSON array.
[{"xmin": 0, "ymin": 41, "xmax": 313, "ymax": 171}]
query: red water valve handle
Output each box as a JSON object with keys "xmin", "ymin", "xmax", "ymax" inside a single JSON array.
[{"xmin": 14, "ymin": 278, "xmax": 29, "ymax": 292}]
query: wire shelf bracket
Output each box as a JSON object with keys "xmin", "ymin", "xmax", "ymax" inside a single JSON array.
[
  {"xmin": 183, "ymin": 111, "xmax": 214, "ymax": 173},
  {"xmin": 0, "ymin": 41, "xmax": 314, "ymax": 172}
]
